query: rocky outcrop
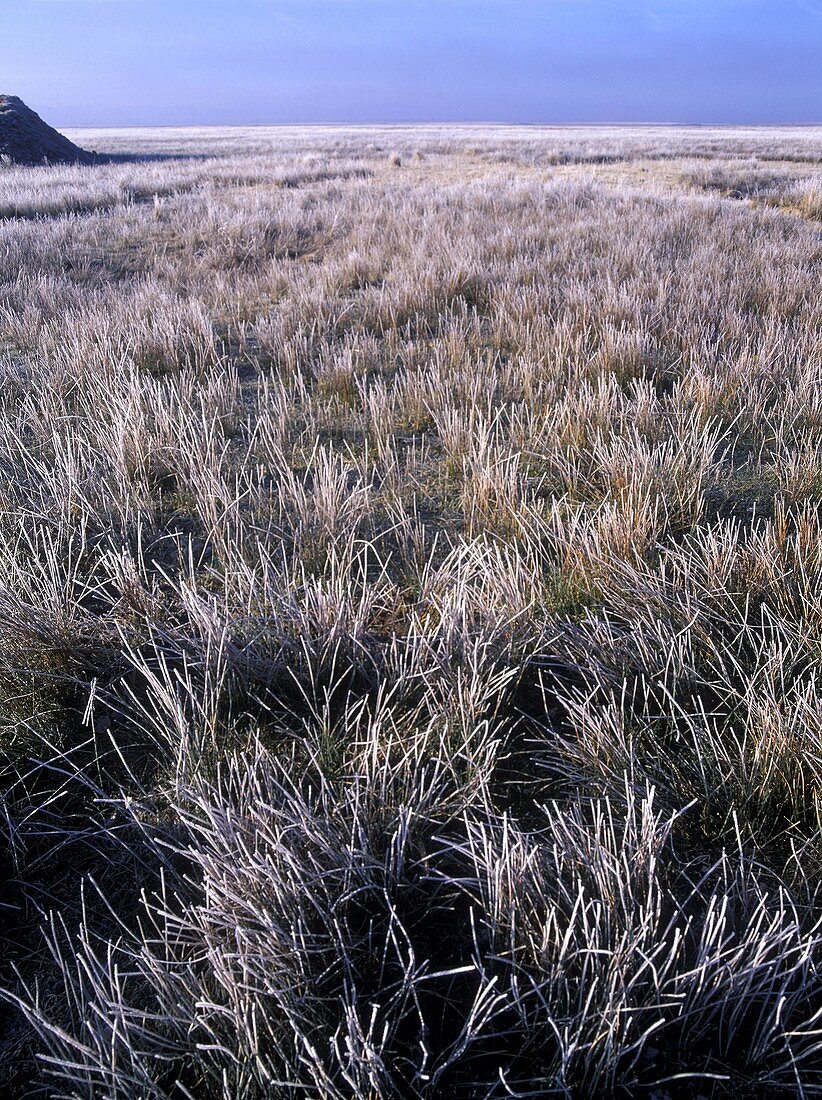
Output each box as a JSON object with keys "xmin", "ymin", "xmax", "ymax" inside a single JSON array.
[{"xmin": 0, "ymin": 95, "xmax": 94, "ymax": 166}]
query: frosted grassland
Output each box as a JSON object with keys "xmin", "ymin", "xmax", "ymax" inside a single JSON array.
[{"xmin": 0, "ymin": 124, "xmax": 821, "ymax": 1097}]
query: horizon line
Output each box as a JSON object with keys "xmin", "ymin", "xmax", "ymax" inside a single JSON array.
[{"xmin": 60, "ymin": 119, "xmax": 822, "ymax": 130}]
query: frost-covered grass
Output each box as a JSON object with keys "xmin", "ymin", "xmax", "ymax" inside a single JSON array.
[{"xmin": 0, "ymin": 125, "xmax": 821, "ymax": 1098}]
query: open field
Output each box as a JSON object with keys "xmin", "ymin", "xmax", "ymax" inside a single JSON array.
[{"xmin": 0, "ymin": 124, "xmax": 821, "ymax": 1097}]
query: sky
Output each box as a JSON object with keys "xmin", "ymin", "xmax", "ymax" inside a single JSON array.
[{"xmin": 1, "ymin": 0, "xmax": 820, "ymax": 127}]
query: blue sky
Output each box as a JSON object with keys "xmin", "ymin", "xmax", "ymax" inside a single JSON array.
[{"xmin": 2, "ymin": 0, "xmax": 820, "ymax": 126}]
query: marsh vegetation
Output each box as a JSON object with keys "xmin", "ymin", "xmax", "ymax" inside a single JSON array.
[{"xmin": 0, "ymin": 124, "xmax": 821, "ymax": 1097}]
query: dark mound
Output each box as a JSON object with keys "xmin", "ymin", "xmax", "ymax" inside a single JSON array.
[{"xmin": 0, "ymin": 95, "xmax": 94, "ymax": 166}]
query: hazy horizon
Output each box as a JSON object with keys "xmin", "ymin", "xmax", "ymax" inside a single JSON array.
[
  {"xmin": 2, "ymin": 0, "xmax": 820, "ymax": 128},
  {"xmin": 58, "ymin": 122, "xmax": 822, "ymax": 132}
]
